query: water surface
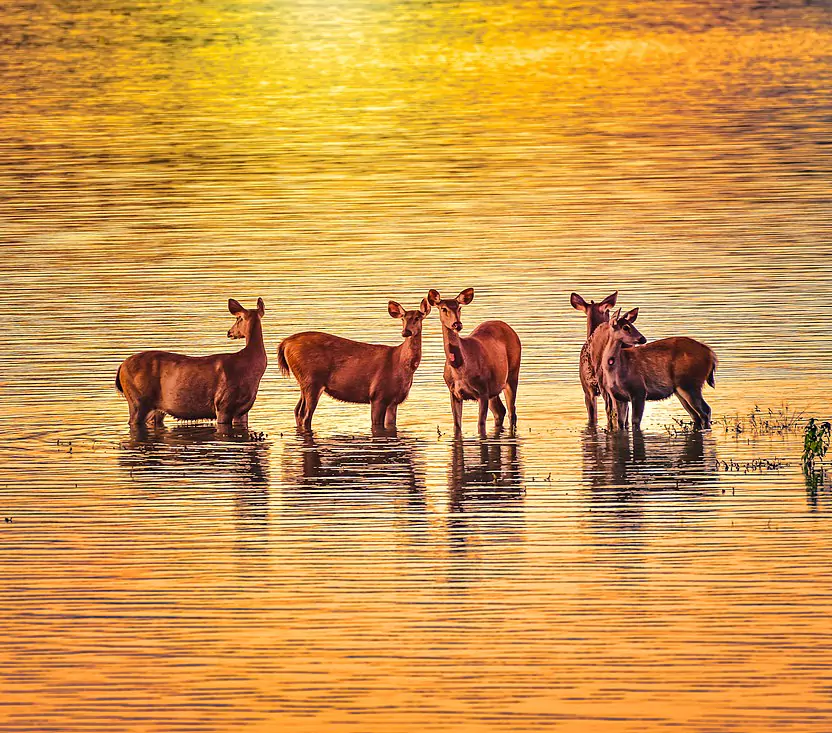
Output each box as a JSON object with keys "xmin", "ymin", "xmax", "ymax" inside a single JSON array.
[{"xmin": 1, "ymin": 0, "xmax": 831, "ymax": 730}]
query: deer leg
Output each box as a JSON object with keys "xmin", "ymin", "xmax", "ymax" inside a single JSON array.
[
  {"xmin": 630, "ymin": 393, "xmax": 646, "ymax": 431},
  {"xmin": 215, "ymin": 406, "xmax": 234, "ymax": 436},
  {"xmin": 489, "ymin": 395, "xmax": 506, "ymax": 429},
  {"xmin": 294, "ymin": 397, "xmax": 306, "ymax": 427},
  {"xmin": 674, "ymin": 389, "xmax": 701, "ymax": 429},
  {"xmin": 128, "ymin": 400, "xmax": 150, "ymax": 427},
  {"xmin": 615, "ymin": 399, "xmax": 630, "ymax": 429},
  {"xmin": 148, "ymin": 409, "xmax": 165, "ymax": 427},
  {"xmin": 451, "ymin": 395, "xmax": 464, "ymax": 435},
  {"xmin": 678, "ymin": 387, "xmax": 711, "ymax": 430},
  {"xmin": 371, "ymin": 399, "xmax": 388, "ymax": 429},
  {"xmin": 602, "ymin": 391, "xmax": 615, "ymax": 430},
  {"xmin": 302, "ymin": 386, "xmax": 323, "ymax": 431},
  {"xmin": 505, "ymin": 374, "xmax": 519, "ymax": 427},
  {"xmin": 233, "ymin": 413, "xmax": 249, "ymax": 429},
  {"xmin": 584, "ymin": 390, "xmax": 597, "ymax": 426},
  {"xmin": 698, "ymin": 394, "xmax": 712, "ymax": 430},
  {"xmin": 688, "ymin": 386, "xmax": 712, "ymax": 429},
  {"xmin": 384, "ymin": 403, "xmax": 398, "ymax": 429},
  {"xmin": 477, "ymin": 397, "xmax": 490, "ymax": 437}
]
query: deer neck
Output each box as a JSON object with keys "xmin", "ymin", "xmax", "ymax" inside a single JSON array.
[
  {"xmin": 587, "ymin": 313, "xmax": 608, "ymax": 340},
  {"xmin": 587, "ymin": 322, "xmax": 612, "ymax": 364},
  {"xmin": 601, "ymin": 335, "xmax": 625, "ymax": 374},
  {"xmin": 395, "ymin": 331, "xmax": 422, "ymax": 372},
  {"xmin": 442, "ymin": 325, "xmax": 465, "ymax": 369},
  {"xmin": 242, "ymin": 319, "xmax": 267, "ymax": 365}
]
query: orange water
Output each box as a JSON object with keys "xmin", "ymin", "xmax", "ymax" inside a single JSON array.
[{"xmin": 1, "ymin": 1, "xmax": 831, "ymax": 730}]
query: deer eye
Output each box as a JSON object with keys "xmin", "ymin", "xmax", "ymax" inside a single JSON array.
[{"xmin": 623, "ymin": 325, "xmax": 631, "ymax": 332}]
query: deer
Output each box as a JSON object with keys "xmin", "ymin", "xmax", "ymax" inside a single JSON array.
[
  {"xmin": 115, "ymin": 298, "xmax": 267, "ymax": 432},
  {"xmin": 570, "ymin": 291, "xmax": 630, "ymax": 429},
  {"xmin": 277, "ymin": 298, "xmax": 431, "ymax": 433},
  {"xmin": 427, "ymin": 288, "xmax": 521, "ymax": 436},
  {"xmin": 601, "ymin": 308, "xmax": 717, "ymax": 431}
]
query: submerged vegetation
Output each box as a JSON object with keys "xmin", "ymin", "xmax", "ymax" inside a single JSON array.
[
  {"xmin": 803, "ymin": 418, "xmax": 831, "ymax": 491},
  {"xmin": 716, "ymin": 457, "xmax": 789, "ymax": 473},
  {"xmin": 664, "ymin": 405, "xmax": 805, "ymax": 438},
  {"xmin": 716, "ymin": 404, "xmax": 804, "ymax": 436},
  {"xmin": 662, "ymin": 406, "xmax": 830, "ymax": 482}
]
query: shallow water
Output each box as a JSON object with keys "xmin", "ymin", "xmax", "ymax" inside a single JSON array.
[{"xmin": 1, "ymin": 0, "xmax": 832, "ymax": 730}]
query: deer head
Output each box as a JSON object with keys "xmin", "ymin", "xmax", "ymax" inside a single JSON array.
[
  {"xmin": 427, "ymin": 288, "xmax": 474, "ymax": 333},
  {"xmin": 227, "ymin": 298, "xmax": 265, "ymax": 340},
  {"xmin": 571, "ymin": 291, "xmax": 618, "ymax": 338},
  {"xmin": 608, "ymin": 307, "xmax": 646, "ymax": 347},
  {"xmin": 388, "ymin": 298, "xmax": 431, "ymax": 338}
]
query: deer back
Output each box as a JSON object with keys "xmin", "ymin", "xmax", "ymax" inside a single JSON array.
[
  {"xmin": 280, "ymin": 331, "xmax": 403, "ymax": 403},
  {"xmin": 622, "ymin": 337, "xmax": 716, "ymax": 395}
]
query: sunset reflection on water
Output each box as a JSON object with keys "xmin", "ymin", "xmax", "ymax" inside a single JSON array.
[{"xmin": 1, "ymin": 0, "xmax": 831, "ymax": 730}]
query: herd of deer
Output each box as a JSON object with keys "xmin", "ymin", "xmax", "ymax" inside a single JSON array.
[{"xmin": 115, "ymin": 289, "xmax": 717, "ymax": 436}]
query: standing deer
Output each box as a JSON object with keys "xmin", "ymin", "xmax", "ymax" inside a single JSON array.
[
  {"xmin": 116, "ymin": 298, "xmax": 267, "ymax": 432},
  {"xmin": 601, "ymin": 308, "xmax": 717, "ymax": 430},
  {"xmin": 427, "ymin": 288, "xmax": 521, "ymax": 436},
  {"xmin": 277, "ymin": 299, "xmax": 431, "ymax": 432},
  {"xmin": 570, "ymin": 291, "xmax": 629, "ymax": 428}
]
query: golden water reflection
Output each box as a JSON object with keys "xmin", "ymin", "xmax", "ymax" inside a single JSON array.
[{"xmin": 2, "ymin": 0, "xmax": 832, "ymax": 729}]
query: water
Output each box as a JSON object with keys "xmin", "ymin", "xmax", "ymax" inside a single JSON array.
[{"xmin": 2, "ymin": 0, "xmax": 832, "ymax": 730}]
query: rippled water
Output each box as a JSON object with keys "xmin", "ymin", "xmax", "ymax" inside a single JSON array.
[{"xmin": 2, "ymin": 0, "xmax": 832, "ymax": 730}]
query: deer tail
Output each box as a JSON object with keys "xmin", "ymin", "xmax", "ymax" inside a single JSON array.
[
  {"xmin": 277, "ymin": 341, "xmax": 291, "ymax": 378},
  {"xmin": 115, "ymin": 365, "xmax": 124, "ymax": 393},
  {"xmin": 707, "ymin": 351, "xmax": 718, "ymax": 388}
]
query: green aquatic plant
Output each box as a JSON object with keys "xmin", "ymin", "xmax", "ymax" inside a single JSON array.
[{"xmin": 802, "ymin": 418, "xmax": 830, "ymax": 474}]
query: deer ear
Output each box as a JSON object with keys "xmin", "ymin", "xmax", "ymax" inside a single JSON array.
[
  {"xmin": 600, "ymin": 291, "xmax": 618, "ymax": 310},
  {"xmin": 570, "ymin": 293, "xmax": 588, "ymax": 312},
  {"xmin": 427, "ymin": 289, "xmax": 441, "ymax": 306},
  {"xmin": 624, "ymin": 307, "xmax": 638, "ymax": 323},
  {"xmin": 610, "ymin": 308, "xmax": 621, "ymax": 327},
  {"xmin": 388, "ymin": 301, "xmax": 406, "ymax": 319},
  {"xmin": 420, "ymin": 298, "xmax": 431, "ymax": 316},
  {"xmin": 456, "ymin": 287, "xmax": 474, "ymax": 305},
  {"xmin": 257, "ymin": 298, "xmax": 265, "ymax": 317},
  {"xmin": 228, "ymin": 299, "xmax": 245, "ymax": 315}
]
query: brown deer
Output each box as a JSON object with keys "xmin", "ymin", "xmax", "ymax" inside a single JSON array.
[
  {"xmin": 277, "ymin": 299, "xmax": 431, "ymax": 432},
  {"xmin": 570, "ymin": 291, "xmax": 628, "ymax": 428},
  {"xmin": 116, "ymin": 298, "xmax": 267, "ymax": 432},
  {"xmin": 601, "ymin": 308, "xmax": 717, "ymax": 431},
  {"xmin": 427, "ymin": 288, "xmax": 521, "ymax": 436}
]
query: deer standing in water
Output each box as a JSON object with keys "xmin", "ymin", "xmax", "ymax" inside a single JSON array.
[
  {"xmin": 277, "ymin": 299, "xmax": 431, "ymax": 432},
  {"xmin": 570, "ymin": 291, "xmax": 629, "ymax": 428},
  {"xmin": 116, "ymin": 298, "xmax": 267, "ymax": 432},
  {"xmin": 601, "ymin": 308, "xmax": 717, "ymax": 430},
  {"xmin": 427, "ymin": 288, "xmax": 521, "ymax": 436}
]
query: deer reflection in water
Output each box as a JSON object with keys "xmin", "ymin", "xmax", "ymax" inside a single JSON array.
[
  {"xmin": 446, "ymin": 432, "xmax": 526, "ymax": 568},
  {"xmin": 118, "ymin": 424, "xmax": 270, "ymax": 538},
  {"xmin": 580, "ymin": 429, "xmax": 720, "ymax": 573},
  {"xmin": 280, "ymin": 433, "xmax": 429, "ymax": 546},
  {"xmin": 285, "ymin": 433, "xmax": 422, "ymax": 492},
  {"xmin": 581, "ymin": 428, "xmax": 718, "ymax": 495},
  {"xmin": 449, "ymin": 434, "xmax": 525, "ymax": 508}
]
